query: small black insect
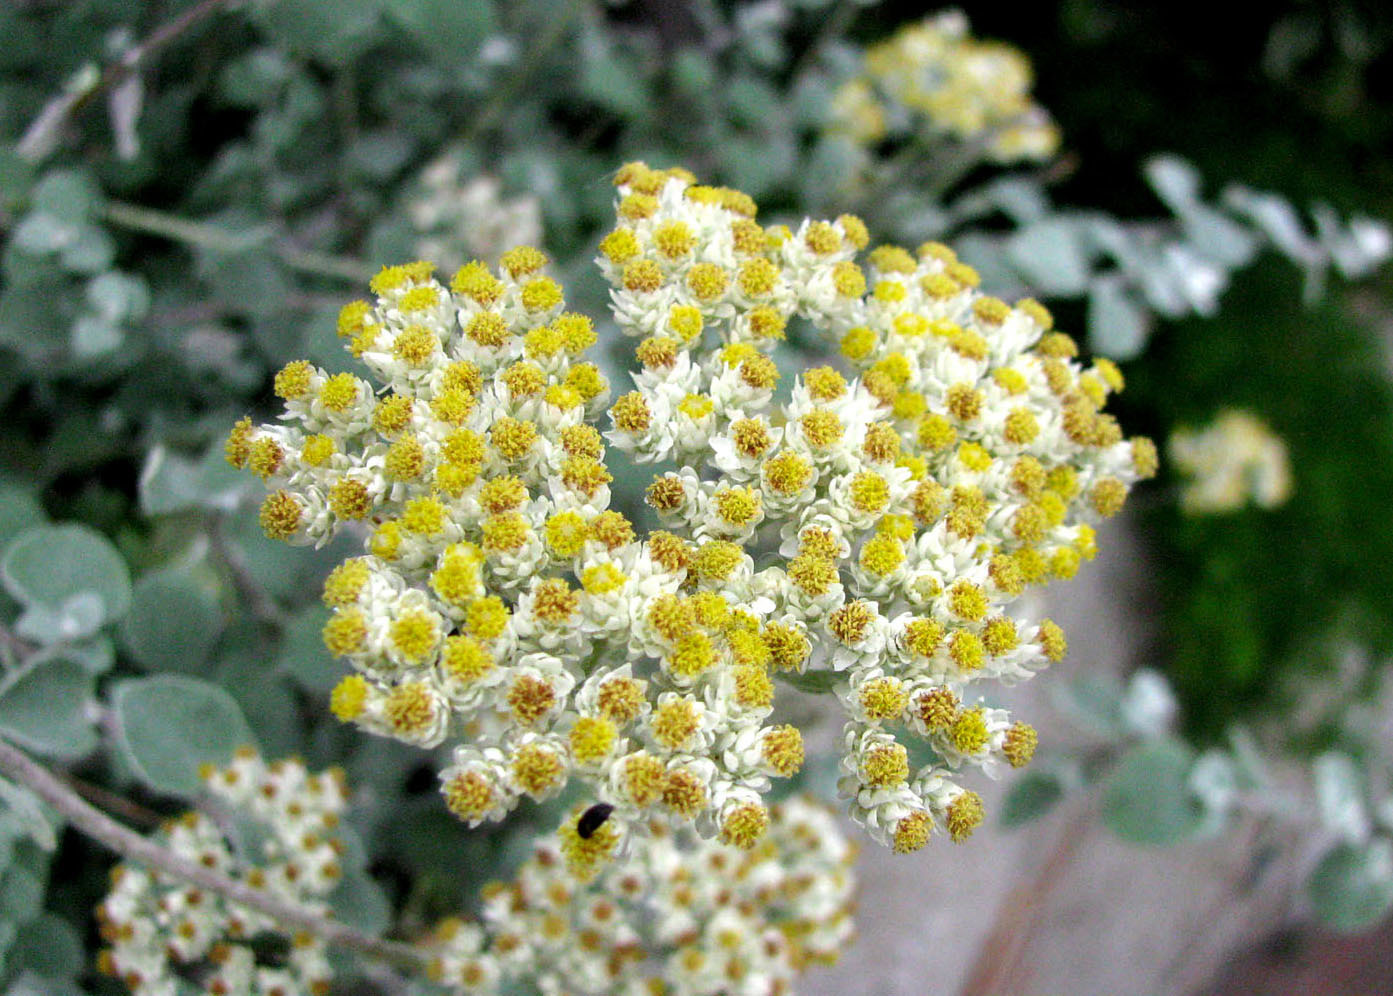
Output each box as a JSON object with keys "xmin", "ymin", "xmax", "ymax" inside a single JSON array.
[{"xmin": 576, "ymin": 803, "xmax": 615, "ymax": 840}]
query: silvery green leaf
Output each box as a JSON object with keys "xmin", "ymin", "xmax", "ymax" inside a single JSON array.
[
  {"xmin": 1087, "ymin": 276, "xmax": 1151, "ymax": 360},
  {"xmin": 388, "ymin": 0, "xmax": 497, "ymax": 62},
  {"xmin": 346, "ymin": 130, "xmax": 416, "ymax": 182},
  {"xmin": 798, "ymin": 137, "xmax": 864, "ymax": 205},
  {"xmin": 15, "ymin": 591, "xmax": 105, "ymax": 644},
  {"xmin": 46, "ymin": 635, "xmax": 114, "ymax": 674},
  {"xmin": 1308, "ymin": 838, "xmax": 1393, "ymax": 932},
  {"xmin": 673, "ymin": 48, "xmax": 716, "ymax": 97},
  {"xmin": 1226, "ymin": 727, "xmax": 1270, "ymax": 791},
  {"xmin": 255, "ymin": 0, "xmax": 387, "ymax": 60},
  {"xmin": 1188, "ymin": 750, "xmax": 1238, "ymax": 821},
  {"xmin": 1161, "ymin": 243, "xmax": 1227, "ymax": 316},
  {"xmin": 30, "ymin": 170, "xmax": 101, "ymax": 223},
  {"xmin": 724, "ymin": 133, "xmax": 794, "ymax": 201},
  {"xmin": 0, "ymin": 486, "xmax": 44, "ymax": 551},
  {"xmin": 0, "ymin": 148, "xmax": 34, "ymax": 205},
  {"xmin": 881, "ymin": 191, "xmax": 950, "ymax": 243},
  {"xmin": 1312, "ymin": 204, "xmax": 1392, "ymax": 279},
  {"xmin": 139, "ymin": 442, "xmax": 259, "ymax": 518},
  {"xmin": 0, "ymin": 659, "xmax": 97, "ymax": 760},
  {"xmin": 1119, "ymin": 669, "xmax": 1178, "ymax": 739},
  {"xmin": 217, "ymin": 48, "xmax": 293, "ymax": 106},
  {"xmin": 1100, "ymin": 738, "xmax": 1205, "ymax": 846},
  {"xmin": 57, "ymin": 223, "xmax": 115, "ymax": 274},
  {"xmin": 85, "ymin": 271, "xmax": 149, "ymax": 324},
  {"xmin": 1144, "ymin": 154, "xmax": 1202, "ymax": 212},
  {"xmin": 578, "ymin": 30, "xmax": 647, "ymax": 118},
  {"xmin": 1053, "ymin": 672, "xmax": 1125, "ymax": 737},
  {"xmin": 790, "ymin": 71, "xmax": 836, "ymax": 128},
  {"xmin": 10, "ymin": 213, "xmax": 78, "ymax": 254},
  {"xmin": 1263, "ymin": 14, "xmax": 1321, "ymax": 79},
  {"xmin": 1314, "ymin": 752, "xmax": 1371, "ymax": 844},
  {"xmin": 999, "ymin": 769, "xmax": 1066, "ymax": 828},
  {"xmin": 0, "ymin": 852, "xmax": 45, "ymax": 929},
  {"xmin": 2, "ymin": 524, "xmax": 131, "ymax": 626},
  {"xmin": 734, "ymin": 2, "xmax": 789, "ymax": 68},
  {"xmin": 0, "ymin": 779, "xmax": 54, "ymax": 852},
  {"xmin": 1005, "ymin": 217, "xmax": 1090, "ymax": 296},
  {"xmin": 1081, "ymin": 214, "xmax": 1143, "ymax": 272},
  {"xmin": 69, "ymin": 316, "xmax": 123, "ymax": 359},
  {"xmin": 1222, "ymin": 185, "xmax": 1322, "ymax": 266},
  {"xmin": 726, "ymin": 77, "xmax": 781, "ymax": 129},
  {"xmin": 1179, "ymin": 203, "xmax": 1259, "ymax": 267},
  {"xmin": 776, "ymin": 670, "xmax": 841, "ymax": 694},
  {"xmin": 983, "ymin": 177, "xmax": 1051, "ymax": 224},
  {"xmin": 112, "ymin": 675, "xmax": 256, "ymax": 796},
  {"xmin": 953, "ymin": 233, "xmax": 1022, "ymax": 297},
  {"xmin": 277, "ymin": 606, "xmax": 340, "ymax": 694},
  {"xmin": 327, "ymin": 825, "xmax": 390, "ymax": 933},
  {"xmin": 10, "ymin": 915, "xmax": 83, "ymax": 982},
  {"xmin": 120, "ymin": 556, "xmax": 224, "ymax": 673}
]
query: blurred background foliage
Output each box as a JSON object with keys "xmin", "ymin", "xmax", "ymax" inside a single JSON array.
[{"xmin": 2, "ymin": 0, "xmax": 1393, "ymax": 985}]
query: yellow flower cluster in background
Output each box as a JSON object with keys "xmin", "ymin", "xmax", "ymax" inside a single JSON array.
[
  {"xmin": 229, "ymin": 160, "xmax": 1153, "ymax": 861},
  {"xmin": 1169, "ymin": 409, "xmax": 1292, "ymax": 514},
  {"xmin": 829, "ymin": 10, "xmax": 1060, "ymax": 164}
]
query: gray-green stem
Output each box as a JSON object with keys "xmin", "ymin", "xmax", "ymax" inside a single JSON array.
[
  {"xmin": 0, "ymin": 735, "xmax": 429, "ymax": 974},
  {"xmin": 102, "ymin": 201, "xmax": 376, "ymax": 284}
]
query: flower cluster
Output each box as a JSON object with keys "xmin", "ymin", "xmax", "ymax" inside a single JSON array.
[
  {"xmin": 229, "ymin": 160, "xmax": 1154, "ymax": 855},
  {"xmin": 828, "ymin": 10, "xmax": 1060, "ymax": 164},
  {"xmin": 1168, "ymin": 408, "xmax": 1292, "ymax": 514},
  {"xmin": 96, "ymin": 751, "xmax": 346, "ymax": 996},
  {"xmin": 407, "ymin": 154, "xmax": 544, "ymax": 273},
  {"xmin": 424, "ymin": 795, "xmax": 856, "ymax": 996}
]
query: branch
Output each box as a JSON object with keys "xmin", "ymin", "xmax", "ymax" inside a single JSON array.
[
  {"xmin": 209, "ymin": 515, "xmax": 292, "ymax": 630},
  {"xmin": 0, "ymin": 735, "xmax": 429, "ymax": 975},
  {"xmin": 18, "ymin": 0, "xmax": 233, "ymax": 161},
  {"xmin": 101, "ymin": 201, "xmax": 377, "ymax": 284},
  {"xmin": 459, "ymin": 0, "xmax": 587, "ymax": 148}
]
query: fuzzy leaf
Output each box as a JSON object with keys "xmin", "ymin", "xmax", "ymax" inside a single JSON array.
[
  {"xmin": 1100, "ymin": 739, "xmax": 1204, "ymax": 846},
  {"xmin": 2, "ymin": 524, "xmax": 130, "ymax": 627},
  {"xmin": 112, "ymin": 675, "xmax": 256, "ymax": 796},
  {"xmin": 1309, "ymin": 839, "xmax": 1393, "ymax": 932},
  {"xmin": 0, "ymin": 659, "xmax": 97, "ymax": 760}
]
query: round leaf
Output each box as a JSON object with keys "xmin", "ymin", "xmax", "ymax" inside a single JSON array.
[
  {"xmin": 1100, "ymin": 739, "xmax": 1204, "ymax": 846},
  {"xmin": 775, "ymin": 670, "xmax": 842, "ymax": 695},
  {"xmin": 120, "ymin": 565, "xmax": 224, "ymax": 672},
  {"xmin": 11, "ymin": 913, "xmax": 82, "ymax": 978},
  {"xmin": 0, "ymin": 486, "xmax": 44, "ymax": 550},
  {"xmin": 0, "ymin": 659, "xmax": 96, "ymax": 759},
  {"xmin": 2, "ymin": 524, "xmax": 130, "ymax": 625},
  {"xmin": 1088, "ymin": 276, "xmax": 1151, "ymax": 361},
  {"xmin": 112, "ymin": 675, "xmax": 256, "ymax": 796},
  {"xmin": 277, "ymin": 606, "xmax": 340, "ymax": 694},
  {"xmin": 1309, "ymin": 840, "xmax": 1393, "ymax": 933},
  {"xmin": 1000, "ymin": 770, "xmax": 1066, "ymax": 828}
]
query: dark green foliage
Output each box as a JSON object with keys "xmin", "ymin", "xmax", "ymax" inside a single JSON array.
[{"xmin": 1123, "ymin": 262, "xmax": 1393, "ymax": 737}]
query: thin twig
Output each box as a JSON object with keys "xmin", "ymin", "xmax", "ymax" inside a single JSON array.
[
  {"xmin": 958, "ymin": 801, "xmax": 1094, "ymax": 996},
  {"xmin": 18, "ymin": 0, "xmax": 232, "ymax": 161},
  {"xmin": 0, "ymin": 735, "xmax": 429, "ymax": 974},
  {"xmin": 209, "ymin": 514, "xmax": 291, "ymax": 630},
  {"xmin": 57, "ymin": 771, "xmax": 164, "ymax": 830},
  {"xmin": 787, "ymin": 1, "xmax": 859, "ymax": 85},
  {"xmin": 102, "ymin": 201, "xmax": 376, "ymax": 284},
  {"xmin": 458, "ymin": 0, "xmax": 587, "ymax": 149}
]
